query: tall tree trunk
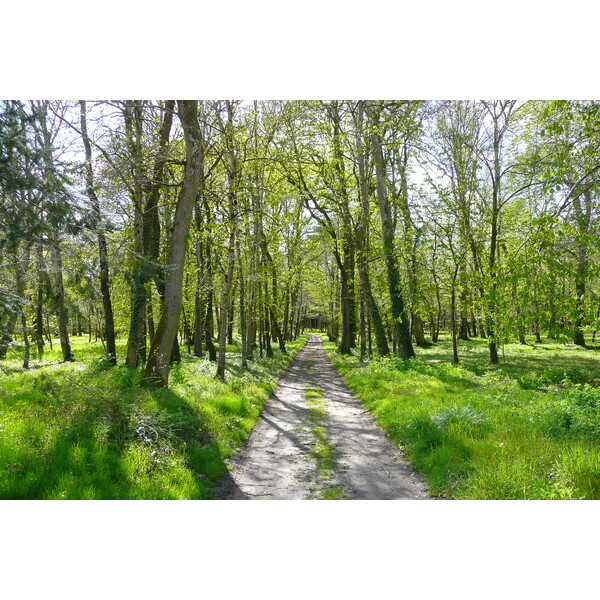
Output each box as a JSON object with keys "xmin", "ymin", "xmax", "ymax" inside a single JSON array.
[
  {"xmin": 359, "ymin": 294, "xmax": 366, "ymax": 359},
  {"xmin": 367, "ymin": 103, "xmax": 415, "ymax": 359},
  {"xmin": 282, "ymin": 289, "xmax": 290, "ymax": 343},
  {"xmin": 237, "ymin": 236, "xmax": 248, "ymax": 367},
  {"xmin": 216, "ymin": 233, "xmax": 237, "ymax": 377},
  {"xmin": 202, "ymin": 202, "xmax": 217, "ymax": 362},
  {"xmin": 354, "ymin": 101, "xmax": 390, "ymax": 357},
  {"xmin": 216, "ymin": 101, "xmax": 239, "ymax": 380},
  {"xmin": 124, "ymin": 101, "xmax": 147, "ymax": 367},
  {"xmin": 80, "ymin": 100, "xmax": 117, "ymax": 364},
  {"xmin": 126, "ymin": 100, "xmax": 175, "ymax": 367},
  {"xmin": 205, "ymin": 287, "xmax": 217, "ymax": 361},
  {"xmin": 144, "ymin": 101, "xmax": 202, "ymax": 386},
  {"xmin": 483, "ymin": 102, "xmax": 515, "ymax": 365},
  {"xmin": 412, "ymin": 314, "xmax": 427, "ymax": 347},
  {"xmin": 263, "ymin": 279, "xmax": 274, "ymax": 358},
  {"xmin": 193, "ymin": 238, "xmax": 205, "ymax": 357},
  {"xmin": 37, "ymin": 105, "xmax": 74, "ymax": 362},
  {"xmin": 357, "ymin": 256, "xmax": 390, "ymax": 357},
  {"xmin": 329, "ymin": 101, "xmax": 357, "ymax": 349}
]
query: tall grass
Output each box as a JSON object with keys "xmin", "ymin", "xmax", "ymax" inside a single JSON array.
[
  {"xmin": 327, "ymin": 335, "xmax": 600, "ymax": 499},
  {"xmin": 0, "ymin": 336, "xmax": 306, "ymax": 499}
]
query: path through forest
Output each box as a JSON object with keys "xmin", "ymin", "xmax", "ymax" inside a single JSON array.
[{"xmin": 215, "ymin": 335, "xmax": 430, "ymax": 500}]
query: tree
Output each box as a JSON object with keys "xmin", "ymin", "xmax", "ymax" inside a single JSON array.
[
  {"xmin": 144, "ymin": 101, "xmax": 202, "ymax": 387},
  {"xmin": 367, "ymin": 101, "xmax": 415, "ymax": 359},
  {"xmin": 215, "ymin": 100, "xmax": 240, "ymax": 381},
  {"xmin": 79, "ymin": 100, "xmax": 117, "ymax": 364},
  {"xmin": 34, "ymin": 100, "xmax": 75, "ymax": 362}
]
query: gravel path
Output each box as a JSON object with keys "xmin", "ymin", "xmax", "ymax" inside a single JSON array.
[{"xmin": 215, "ymin": 335, "xmax": 430, "ymax": 500}]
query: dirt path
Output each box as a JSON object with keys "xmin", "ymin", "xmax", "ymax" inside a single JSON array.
[{"xmin": 215, "ymin": 335, "xmax": 430, "ymax": 500}]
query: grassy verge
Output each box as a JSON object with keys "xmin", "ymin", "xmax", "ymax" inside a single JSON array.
[
  {"xmin": 0, "ymin": 335, "xmax": 306, "ymax": 499},
  {"xmin": 325, "ymin": 335, "xmax": 600, "ymax": 499}
]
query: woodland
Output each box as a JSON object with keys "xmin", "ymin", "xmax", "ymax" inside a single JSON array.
[{"xmin": 1, "ymin": 99, "xmax": 599, "ymax": 500}]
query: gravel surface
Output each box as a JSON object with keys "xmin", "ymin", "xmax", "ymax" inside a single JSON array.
[{"xmin": 214, "ymin": 335, "xmax": 430, "ymax": 500}]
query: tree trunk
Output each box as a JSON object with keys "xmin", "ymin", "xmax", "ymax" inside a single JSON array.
[
  {"xmin": 37, "ymin": 106, "xmax": 74, "ymax": 363},
  {"xmin": 359, "ymin": 294, "xmax": 366, "ymax": 360},
  {"xmin": 329, "ymin": 101, "xmax": 357, "ymax": 349},
  {"xmin": 237, "ymin": 238, "xmax": 248, "ymax": 367},
  {"xmin": 35, "ymin": 244, "xmax": 45, "ymax": 358},
  {"xmin": 147, "ymin": 288, "xmax": 155, "ymax": 345},
  {"xmin": 458, "ymin": 269, "xmax": 471, "ymax": 341},
  {"xmin": 227, "ymin": 303, "xmax": 234, "ymax": 346},
  {"xmin": 80, "ymin": 100, "xmax": 117, "ymax": 364},
  {"xmin": 367, "ymin": 103, "xmax": 415, "ymax": 359},
  {"xmin": 144, "ymin": 101, "xmax": 202, "ymax": 386},
  {"xmin": 49, "ymin": 237, "xmax": 74, "ymax": 362},
  {"xmin": 205, "ymin": 288, "xmax": 217, "ymax": 361},
  {"xmin": 572, "ymin": 190, "xmax": 591, "ymax": 347},
  {"xmin": 126, "ymin": 100, "xmax": 175, "ymax": 367},
  {"xmin": 412, "ymin": 313, "xmax": 427, "ymax": 347},
  {"xmin": 451, "ymin": 271, "xmax": 460, "ymax": 364},
  {"xmin": 193, "ymin": 228, "xmax": 205, "ymax": 356},
  {"xmin": 263, "ymin": 279, "xmax": 274, "ymax": 358},
  {"xmin": 202, "ymin": 204, "xmax": 217, "ymax": 362},
  {"xmin": 0, "ymin": 312, "xmax": 18, "ymax": 359},
  {"xmin": 182, "ymin": 306, "xmax": 193, "ymax": 354},
  {"xmin": 124, "ymin": 101, "xmax": 148, "ymax": 367},
  {"xmin": 216, "ymin": 101, "xmax": 239, "ymax": 380},
  {"xmin": 16, "ymin": 248, "xmax": 31, "ymax": 368},
  {"xmin": 459, "ymin": 314, "xmax": 470, "ymax": 340},
  {"xmin": 355, "ymin": 101, "xmax": 390, "ymax": 357}
]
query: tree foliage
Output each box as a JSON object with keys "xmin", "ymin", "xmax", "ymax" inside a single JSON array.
[{"xmin": 1, "ymin": 99, "xmax": 599, "ymax": 380}]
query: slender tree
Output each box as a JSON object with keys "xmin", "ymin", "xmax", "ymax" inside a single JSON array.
[{"xmin": 144, "ymin": 101, "xmax": 202, "ymax": 386}]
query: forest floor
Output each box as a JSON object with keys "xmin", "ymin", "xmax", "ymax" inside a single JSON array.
[
  {"xmin": 0, "ymin": 336, "xmax": 307, "ymax": 499},
  {"xmin": 3, "ymin": 332, "xmax": 599, "ymax": 499},
  {"xmin": 215, "ymin": 334, "xmax": 430, "ymax": 499}
]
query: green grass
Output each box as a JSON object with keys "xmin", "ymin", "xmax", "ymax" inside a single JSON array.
[
  {"xmin": 326, "ymin": 334, "xmax": 600, "ymax": 499},
  {"xmin": 0, "ymin": 335, "xmax": 306, "ymax": 499}
]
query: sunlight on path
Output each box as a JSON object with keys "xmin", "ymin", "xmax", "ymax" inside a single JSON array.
[{"xmin": 216, "ymin": 335, "xmax": 430, "ymax": 500}]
